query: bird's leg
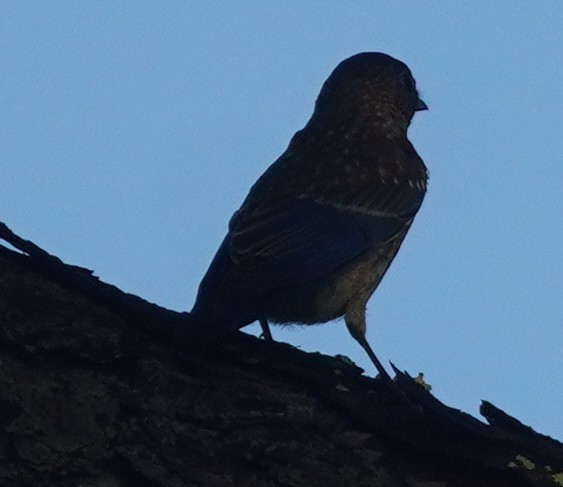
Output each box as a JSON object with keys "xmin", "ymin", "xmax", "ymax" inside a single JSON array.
[
  {"xmin": 259, "ymin": 318, "xmax": 273, "ymax": 341},
  {"xmin": 345, "ymin": 308, "xmax": 392, "ymax": 382},
  {"xmin": 355, "ymin": 334, "xmax": 392, "ymax": 382}
]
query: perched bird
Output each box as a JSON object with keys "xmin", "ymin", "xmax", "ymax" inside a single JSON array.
[{"xmin": 191, "ymin": 52, "xmax": 428, "ymax": 379}]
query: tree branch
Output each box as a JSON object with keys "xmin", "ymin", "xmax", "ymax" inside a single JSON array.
[{"xmin": 0, "ymin": 221, "xmax": 561, "ymax": 486}]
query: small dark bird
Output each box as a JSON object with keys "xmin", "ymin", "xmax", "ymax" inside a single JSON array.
[{"xmin": 191, "ymin": 52, "xmax": 428, "ymax": 379}]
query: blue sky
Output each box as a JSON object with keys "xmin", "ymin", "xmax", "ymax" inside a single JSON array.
[{"xmin": 2, "ymin": 3, "xmax": 562, "ymax": 439}]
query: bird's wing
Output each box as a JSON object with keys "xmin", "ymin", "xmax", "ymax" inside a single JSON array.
[
  {"xmin": 226, "ymin": 180, "xmax": 424, "ymax": 291},
  {"xmin": 192, "ymin": 178, "xmax": 425, "ymax": 327}
]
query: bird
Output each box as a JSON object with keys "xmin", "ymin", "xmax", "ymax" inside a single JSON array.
[{"xmin": 190, "ymin": 52, "xmax": 428, "ymax": 380}]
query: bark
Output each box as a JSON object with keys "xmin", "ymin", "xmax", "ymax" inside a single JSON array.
[{"xmin": 0, "ymin": 222, "xmax": 562, "ymax": 487}]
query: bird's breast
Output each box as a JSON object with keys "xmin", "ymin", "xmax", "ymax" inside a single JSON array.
[{"xmin": 267, "ymin": 232, "xmax": 405, "ymax": 326}]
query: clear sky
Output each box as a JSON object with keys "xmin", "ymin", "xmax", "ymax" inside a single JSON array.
[{"xmin": 2, "ymin": 3, "xmax": 562, "ymax": 440}]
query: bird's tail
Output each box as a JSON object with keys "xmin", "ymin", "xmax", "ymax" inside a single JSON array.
[{"xmin": 180, "ymin": 307, "xmax": 249, "ymax": 345}]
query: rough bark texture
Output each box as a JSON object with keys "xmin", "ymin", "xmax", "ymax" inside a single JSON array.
[{"xmin": 0, "ymin": 222, "xmax": 562, "ymax": 487}]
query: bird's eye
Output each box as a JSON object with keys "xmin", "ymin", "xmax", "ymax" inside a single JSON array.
[{"xmin": 400, "ymin": 72, "xmax": 416, "ymax": 94}]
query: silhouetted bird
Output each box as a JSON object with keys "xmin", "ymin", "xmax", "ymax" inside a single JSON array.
[{"xmin": 191, "ymin": 52, "xmax": 428, "ymax": 379}]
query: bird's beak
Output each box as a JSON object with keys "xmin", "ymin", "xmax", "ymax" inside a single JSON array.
[{"xmin": 415, "ymin": 98, "xmax": 428, "ymax": 111}]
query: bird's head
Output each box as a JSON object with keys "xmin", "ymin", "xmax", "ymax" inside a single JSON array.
[{"xmin": 312, "ymin": 52, "xmax": 427, "ymax": 138}]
